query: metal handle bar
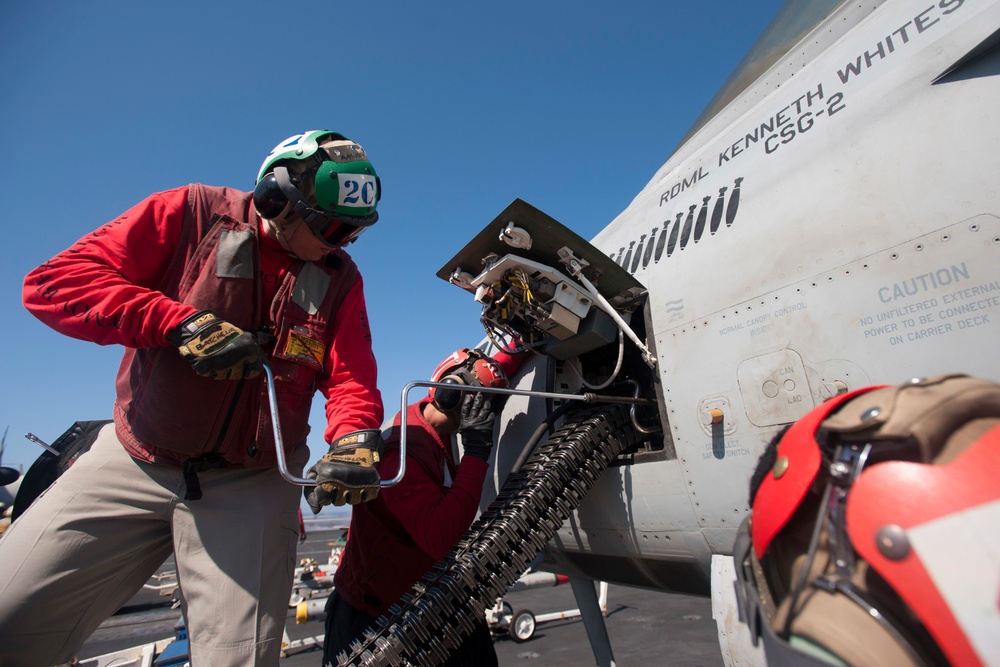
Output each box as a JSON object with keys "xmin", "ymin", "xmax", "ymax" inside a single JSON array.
[
  {"xmin": 263, "ymin": 361, "xmax": 316, "ymax": 487},
  {"xmin": 24, "ymin": 433, "xmax": 59, "ymax": 456},
  {"xmin": 395, "ymin": 380, "xmax": 656, "ymax": 487},
  {"xmin": 266, "ymin": 357, "xmax": 656, "ymax": 489},
  {"xmin": 263, "ymin": 360, "xmax": 415, "ymax": 488}
]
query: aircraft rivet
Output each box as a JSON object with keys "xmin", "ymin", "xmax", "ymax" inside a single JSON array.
[
  {"xmin": 861, "ymin": 406, "xmax": 881, "ymax": 421},
  {"xmin": 876, "ymin": 525, "xmax": 910, "ymax": 560},
  {"xmin": 772, "ymin": 456, "xmax": 789, "ymax": 479}
]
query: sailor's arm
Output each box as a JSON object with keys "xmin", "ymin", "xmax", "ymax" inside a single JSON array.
[{"xmin": 22, "ymin": 187, "xmax": 198, "ymax": 348}]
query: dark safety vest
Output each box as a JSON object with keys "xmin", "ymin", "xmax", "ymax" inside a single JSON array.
[{"xmin": 113, "ymin": 185, "xmax": 358, "ymax": 468}]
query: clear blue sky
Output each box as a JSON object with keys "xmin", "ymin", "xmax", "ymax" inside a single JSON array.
[{"xmin": 0, "ymin": 1, "xmax": 784, "ymax": 472}]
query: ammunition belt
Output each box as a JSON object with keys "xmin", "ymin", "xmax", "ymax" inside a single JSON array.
[{"xmin": 337, "ymin": 404, "xmax": 637, "ymax": 666}]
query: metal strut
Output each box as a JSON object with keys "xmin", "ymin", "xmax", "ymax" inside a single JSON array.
[{"xmin": 337, "ymin": 403, "xmax": 638, "ymax": 666}]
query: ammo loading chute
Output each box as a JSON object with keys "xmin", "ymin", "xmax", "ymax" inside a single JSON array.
[{"xmin": 336, "ymin": 200, "xmax": 666, "ymax": 666}]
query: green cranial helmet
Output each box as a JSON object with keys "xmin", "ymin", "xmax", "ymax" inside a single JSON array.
[{"xmin": 253, "ymin": 130, "xmax": 380, "ymax": 246}]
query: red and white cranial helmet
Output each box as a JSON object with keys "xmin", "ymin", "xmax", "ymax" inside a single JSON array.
[
  {"xmin": 739, "ymin": 374, "xmax": 1000, "ymax": 667},
  {"xmin": 428, "ymin": 348, "xmax": 508, "ymax": 413}
]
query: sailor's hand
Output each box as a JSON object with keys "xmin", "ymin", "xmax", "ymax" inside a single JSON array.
[
  {"xmin": 459, "ymin": 392, "xmax": 502, "ymax": 461},
  {"xmin": 303, "ymin": 429, "xmax": 383, "ymax": 512},
  {"xmin": 167, "ymin": 311, "xmax": 262, "ymax": 380}
]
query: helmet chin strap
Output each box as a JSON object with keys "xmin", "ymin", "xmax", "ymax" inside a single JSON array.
[{"xmin": 261, "ymin": 216, "xmax": 300, "ymax": 254}]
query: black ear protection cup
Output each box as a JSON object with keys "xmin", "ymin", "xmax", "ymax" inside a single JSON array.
[
  {"xmin": 254, "ymin": 166, "xmax": 312, "ymax": 222},
  {"xmin": 432, "ymin": 376, "xmax": 466, "ymax": 413},
  {"xmin": 252, "ymin": 172, "xmax": 290, "ymax": 220}
]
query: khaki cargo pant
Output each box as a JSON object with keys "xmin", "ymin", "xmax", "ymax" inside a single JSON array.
[{"xmin": 0, "ymin": 424, "xmax": 304, "ymax": 667}]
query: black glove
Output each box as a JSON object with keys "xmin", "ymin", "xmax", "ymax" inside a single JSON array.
[
  {"xmin": 459, "ymin": 392, "xmax": 502, "ymax": 461},
  {"xmin": 304, "ymin": 429, "xmax": 383, "ymax": 513},
  {"xmin": 167, "ymin": 311, "xmax": 262, "ymax": 380}
]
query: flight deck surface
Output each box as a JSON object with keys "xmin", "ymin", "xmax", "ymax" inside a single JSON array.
[{"xmin": 78, "ymin": 528, "xmax": 724, "ymax": 667}]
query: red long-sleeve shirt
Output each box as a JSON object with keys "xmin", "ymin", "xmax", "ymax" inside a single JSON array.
[
  {"xmin": 379, "ymin": 407, "xmax": 488, "ymax": 561},
  {"xmin": 333, "ymin": 399, "xmax": 488, "ymax": 616},
  {"xmin": 22, "ymin": 185, "xmax": 382, "ymax": 443}
]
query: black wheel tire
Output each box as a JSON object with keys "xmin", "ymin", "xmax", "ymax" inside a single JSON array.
[{"xmin": 510, "ymin": 609, "xmax": 536, "ymax": 642}]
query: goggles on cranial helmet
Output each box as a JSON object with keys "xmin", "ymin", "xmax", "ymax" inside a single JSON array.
[
  {"xmin": 428, "ymin": 349, "xmax": 508, "ymax": 414},
  {"xmin": 253, "ymin": 130, "xmax": 381, "ymax": 247}
]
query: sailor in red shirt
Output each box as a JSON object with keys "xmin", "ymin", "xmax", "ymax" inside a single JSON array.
[
  {"xmin": 0, "ymin": 131, "xmax": 384, "ymax": 667},
  {"xmin": 325, "ymin": 348, "xmax": 524, "ymax": 667}
]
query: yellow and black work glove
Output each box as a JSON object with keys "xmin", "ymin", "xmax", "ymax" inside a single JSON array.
[
  {"xmin": 304, "ymin": 428, "xmax": 384, "ymax": 512},
  {"xmin": 459, "ymin": 392, "xmax": 503, "ymax": 461},
  {"xmin": 167, "ymin": 311, "xmax": 262, "ymax": 380}
]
